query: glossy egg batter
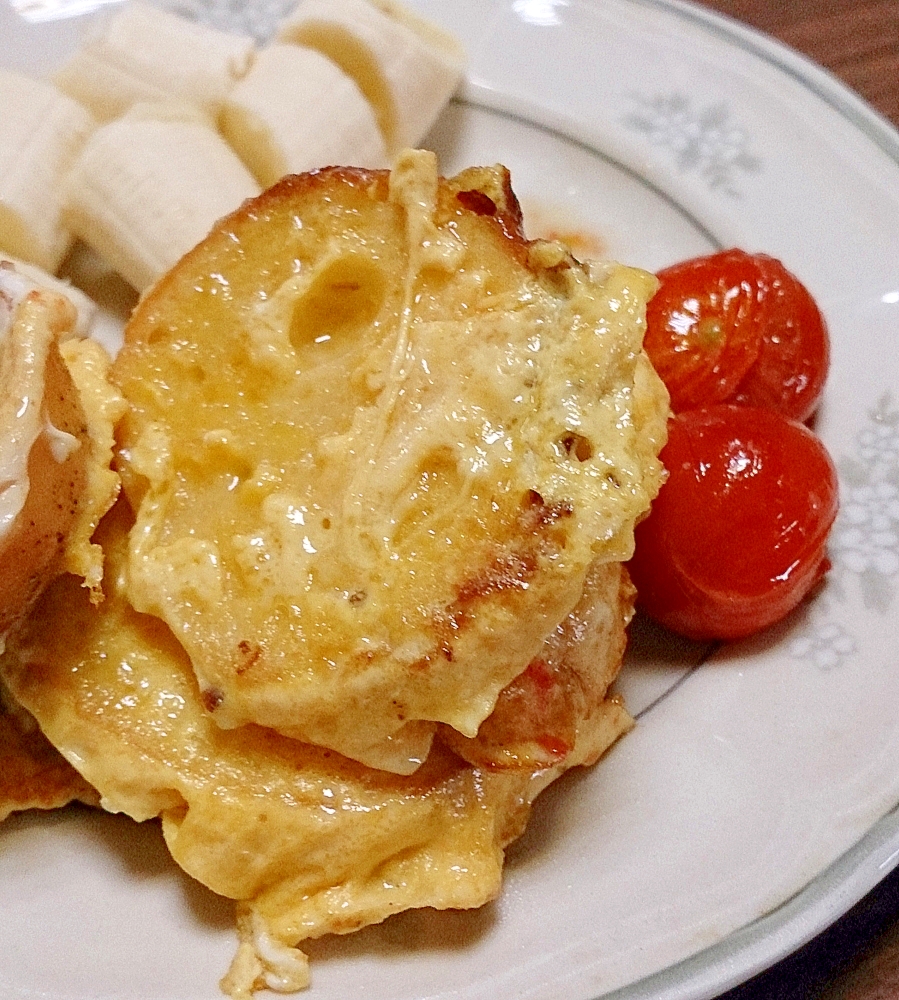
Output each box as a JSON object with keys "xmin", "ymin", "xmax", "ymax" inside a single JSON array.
[
  {"xmin": 112, "ymin": 150, "xmax": 666, "ymax": 773},
  {"xmin": 0, "ymin": 151, "xmax": 669, "ymax": 995}
]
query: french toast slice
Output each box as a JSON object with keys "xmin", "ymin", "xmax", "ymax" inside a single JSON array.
[
  {"xmin": 0, "ymin": 263, "xmax": 124, "ymax": 824},
  {"xmin": 112, "ymin": 150, "xmax": 667, "ymax": 772},
  {"xmin": 0, "ymin": 269, "xmax": 88, "ymax": 635},
  {"xmin": 0, "ymin": 493, "xmax": 635, "ymax": 994},
  {"xmin": 0, "ymin": 676, "xmax": 99, "ymax": 822},
  {"xmin": 0, "ymin": 262, "xmax": 122, "ymax": 633}
]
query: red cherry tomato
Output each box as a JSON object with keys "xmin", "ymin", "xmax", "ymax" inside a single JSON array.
[
  {"xmin": 728, "ymin": 254, "xmax": 830, "ymax": 422},
  {"xmin": 644, "ymin": 249, "xmax": 765, "ymax": 410},
  {"xmin": 627, "ymin": 405, "xmax": 838, "ymax": 641},
  {"xmin": 645, "ymin": 249, "xmax": 829, "ymax": 422}
]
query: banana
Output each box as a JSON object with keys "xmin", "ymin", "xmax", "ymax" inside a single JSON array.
[
  {"xmin": 53, "ymin": 0, "xmax": 255, "ymax": 123},
  {"xmin": 220, "ymin": 43, "xmax": 388, "ymax": 187},
  {"xmin": 0, "ymin": 69, "xmax": 94, "ymax": 275},
  {"xmin": 63, "ymin": 102, "xmax": 260, "ymax": 293},
  {"xmin": 276, "ymin": 0, "xmax": 466, "ymax": 154}
]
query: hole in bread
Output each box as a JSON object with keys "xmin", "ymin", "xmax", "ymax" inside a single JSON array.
[
  {"xmin": 391, "ymin": 446, "xmax": 463, "ymax": 548},
  {"xmin": 288, "ymin": 253, "xmax": 387, "ymax": 355},
  {"xmin": 560, "ymin": 432, "xmax": 594, "ymax": 462}
]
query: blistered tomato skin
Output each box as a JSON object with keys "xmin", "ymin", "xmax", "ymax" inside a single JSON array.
[
  {"xmin": 644, "ymin": 249, "xmax": 765, "ymax": 411},
  {"xmin": 645, "ymin": 249, "xmax": 829, "ymax": 422},
  {"xmin": 627, "ymin": 405, "xmax": 839, "ymax": 641},
  {"xmin": 729, "ymin": 255, "xmax": 830, "ymax": 422}
]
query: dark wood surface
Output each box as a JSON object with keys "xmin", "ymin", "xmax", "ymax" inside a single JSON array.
[
  {"xmin": 687, "ymin": 5, "xmax": 899, "ymax": 997},
  {"xmin": 694, "ymin": 0, "xmax": 899, "ymax": 128}
]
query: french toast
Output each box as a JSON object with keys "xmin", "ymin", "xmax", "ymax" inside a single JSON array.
[
  {"xmin": 112, "ymin": 149, "xmax": 667, "ymax": 773},
  {"xmin": 0, "ymin": 152, "xmax": 668, "ymax": 993},
  {"xmin": 0, "ymin": 492, "xmax": 637, "ymax": 995},
  {"xmin": 0, "ymin": 262, "xmax": 122, "ymax": 632},
  {"xmin": 0, "ymin": 262, "xmax": 123, "ymax": 821},
  {"xmin": 0, "ymin": 269, "xmax": 87, "ymax": 635}
]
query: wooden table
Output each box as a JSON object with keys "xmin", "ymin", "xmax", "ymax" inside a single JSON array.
[
  {"xmin": 695, "ymin": 0, "xmax": 899, "ymax": 128},
  {"xmin": 687, "ymin": 7, "xmax": 899, "ymax": 999}
]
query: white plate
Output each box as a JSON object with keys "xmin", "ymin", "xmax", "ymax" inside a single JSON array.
[{"xmin": 3, "ymin": 0, "xmax": 899, "ymax": 998}]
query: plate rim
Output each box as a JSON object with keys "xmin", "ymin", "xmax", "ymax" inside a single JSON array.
[
  {"xmin": 3, "ymin": 1, "xmax": 899, "ymax": 998},
  {"xmin": 640, "ymin": 0, "xmax": 899, "ymax": 169},
  {"xmin": 592, "ymin": 2, "xmax": 899, "ymax": 996}
]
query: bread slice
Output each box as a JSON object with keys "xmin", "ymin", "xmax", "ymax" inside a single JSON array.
[
  {"xmin": 0, "ymin": 676, "xmax": 98, "ymax": 823},
  {"xmin": 0, "ymin": 262, "xmax": 123, "ymax": 825},
  {"xmin": 0, "ymin": 492, "xmax": 635, "ymax": 994},
  {"xmin": 0, "ymin": 269, "xmax": 87, "ymax": 636},
  {"xmin": 112, "ymin": 149, "xmax": 667, "ymax": 773}
]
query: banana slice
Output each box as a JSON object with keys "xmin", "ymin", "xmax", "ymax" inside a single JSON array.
[
  {"xmin": 276, "ymin": 0, "xmax": 465, "ymax": 154},
  {"xmin": 0, "ymin": 69, "xmax": 94, "ymax": 275},
  {"xmin": 63, "ymin": 102, "xmax": 261, "ymax": 292},
  {"xmin": 220, "ymin": 43, "xmax": 388, "ymax": 187},
  {"xmin": 54, "ymin": 0, "xmax": 255, "ymax": 123}
]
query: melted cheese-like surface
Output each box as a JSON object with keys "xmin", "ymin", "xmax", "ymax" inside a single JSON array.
[
  {"xmin": 0, "ymin": 497, "xmax": 632, "ymax": 993},
  {"xmin": 113, "ymin": 152, "xmax": 667, "ymax": 772}
]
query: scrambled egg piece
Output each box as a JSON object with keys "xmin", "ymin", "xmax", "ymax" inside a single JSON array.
[{"xmin": 112, "ymin": 150, "xmax": 666, "ymax": 773}]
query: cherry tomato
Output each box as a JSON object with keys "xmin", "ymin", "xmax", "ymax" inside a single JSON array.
[
  {"xmin": 728, "ymin": 254, "xmax": 830, "ymax": 422},
  {"xmin": 645, "ymin": 249, "xmax": 829, "ymax": 422},
  {"xmin": 644, "ymin": 249, "xmax": 765, "ymax": 410},
  {"xmin": 627, "ymin": 405, "xmax": 838, "ymax": 641}
]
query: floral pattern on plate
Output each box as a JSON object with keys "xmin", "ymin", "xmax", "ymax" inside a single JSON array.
[{"xmin": 623, "ymin": 92, "xmax": 762, "ymax": 197}]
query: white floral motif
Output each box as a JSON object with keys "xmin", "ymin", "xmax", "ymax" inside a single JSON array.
[
  {"xmin": 791, "ymin": 399, "xmax": 899, "ymax": 667},
  {"xmin": 159, "ymin": 0, "xmax": 291, "ymax": 40},
  {"xmin": 790, "ymin": 616, "xmax": 856, "ymax": 671},
  {"xmin": 856, "ymin": 418, "xmax": 899, "ymax": 480},
  {"xmin": 829, "ymin": 396, "xmax": 899, "ymax": 612},
  {"xmin": 623, "ymin": 93, "xmax": 761, "ymax": 196},
  {"xmin": 831, "ymin": 480, "xmax": 899, "ymax": 577}
]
